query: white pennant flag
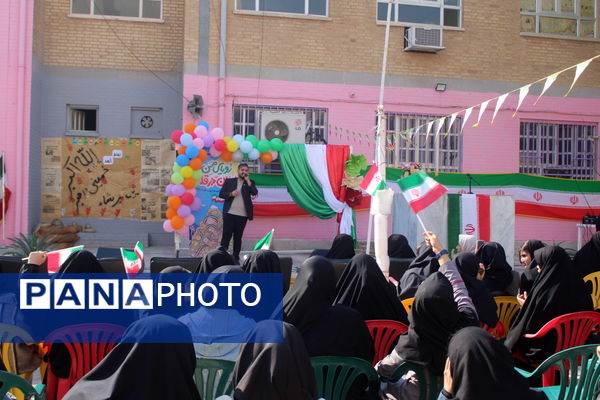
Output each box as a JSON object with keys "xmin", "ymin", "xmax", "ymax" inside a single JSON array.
[
  {"xmin": 513, "ymin": 84, "xmax": 530, "ymax": 117},
  {"xmin": 564, "ymin": 59, "xmax": 593, "ymax": 97},
  {"xmin": 461, "ymin": 107, "xmax": 473, "ymax": 133},
  {"xmin": 491, "ymin": 94, "xmax": 509, "ymax": 124},
  {"xmin": 472, "ymin": 100, "xmax": 489, "ymax": 127},
  {"xmin": 448, "ymin": 112, "xmax": 458, "ymax": 134},
  {"xmin": 435, "ymin": 117, "xmax": 446, "ymax": 137},
  {"xmin": 425, "ymin": 121, "xmax": 434, "ymax": 143},
  {"xmin": 534, "ymin": 73, "xmax": 559, "ymax": 105}
]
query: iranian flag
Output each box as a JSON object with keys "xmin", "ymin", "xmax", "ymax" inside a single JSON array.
[
  {"xmin": 253, "ymin": 229, "xmax": 274, "ymax": 251},
  {"xmin": 0, "ymin": 155, "xmax": 10, "ymax": 224},
  {"xmin": 121, "ymin": 241, "xmax": 144, "ymax": 274},
  {"xmin": 360, "ymin": 164, "xmax": 386, "ymax": 195},
  {"xmin": 397, "ymin": 172, "xmax": 448, "ymax": 214},
  {"xmin": 47, "ymin": 246, "xmax": 84, "ymax": 273}
]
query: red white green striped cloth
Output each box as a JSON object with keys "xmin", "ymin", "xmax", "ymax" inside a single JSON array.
[
  {"xmin": 120, "ymin": 241, "xmax": 144, "ymax": 274},
  {"xmin": 47, "ymin": 246, "xmax": 84, "ymax": 273}
]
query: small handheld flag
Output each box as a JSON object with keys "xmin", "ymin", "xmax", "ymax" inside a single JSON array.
[
  {"xmin": 360, "ymin": 164, "xmax": 387, "ymax": 195},
  {"xmin": 121, "ymin": 241, "xmax": 144, "ymax": 274},
  {"xmin": 253, "ymin": 229, "xmax": 274, "ymax": 251},
  {"xmin": 47, "ymin": 246, "xmax": 85, "ymax": 273},
  {"xmin": 397, "ymin": 171, "xmax": 448, "ymax": 214}
]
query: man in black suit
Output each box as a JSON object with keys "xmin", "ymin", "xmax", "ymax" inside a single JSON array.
[{"xmin": 218, "ymin": 163, "xmax": 258, "ymax": 263}]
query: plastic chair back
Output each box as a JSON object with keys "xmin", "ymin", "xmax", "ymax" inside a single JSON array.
[
  {"xmin": 401, "ymin": 298, "xmax": 415, "ymax": 314},
  {"xmin": 311, "ymin": 356, "xmax": 379, "ymax": 400},
  {"xmin": 583, "ymin": 271, "xmax": 600, "ymax": 310},
  {"xmin": 524, "ymin": 311, "xmax": 600, "ymax": 353},
  {"xmin": 194, "ymin": 358, "xmax": 235, "ymax": 399},
  {"xmin": 493, "ymin": 296, "xmax": 520, "ymax": 334},
  {"xmin": 44, "ymin": 323, "xmax": 125, "ymax": 400},
  {"xmin": 365, "ymin": 319, "xmax": 408, "ymax": 366},
  {"xmin": 97, "ymin": 258, "xmax": 126, "ymax": 274},
  {"xmin": 387, "ymin": 361, "xmax": 443, "ymax": 400},
  {"xmin": 0, "ymin": 371, "xmax": 44, "ymax": 399},
  {"xmin": 481, "ymin": 320, "xmax": 506, "ymax": 340},
  {"xmin": 150, "ymin": 257, "xmax": 203, "ymax": 273},
  {"xmin": 516, "ymin": 344, "xmax": 600, "ymax": 400},
  {"xmin": 0, "ymin": 256, "xmax": 25, "ymax": 274}
]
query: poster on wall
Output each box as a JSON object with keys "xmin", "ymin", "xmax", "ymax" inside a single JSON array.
[{"xmin": 188, "ymin": 158, "xmax": 238, "ymax": 257}]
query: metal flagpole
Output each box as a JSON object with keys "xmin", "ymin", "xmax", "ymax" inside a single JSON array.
[{"xmin": 1, "ymin": 151, "xmax": 5, "ymax": 241}]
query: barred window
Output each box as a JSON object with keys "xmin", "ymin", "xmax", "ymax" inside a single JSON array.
[
  {"xmin": 232, "ymin": 104, "xmax": 328, "ymax": 173},
  {"xmin": 520, "ymin": 121, "xmax": 597, "ymax": 179},
  {"xmin": 520, "ymin": 0, "xmax": 597, "ymax": 38},
  {"xmin": 377, "ymin": 0, "xmax": 462, "ymax": 28},
  {"xmin": 384, "ymin": 113, "xmax": 462, "ymax": 172}
]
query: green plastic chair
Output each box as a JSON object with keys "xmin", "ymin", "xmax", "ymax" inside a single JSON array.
[
  {"xmin": 515, "ymin": 344, "xmax": 600, "ymax": 400},
  {"xmin": 310, "ymin": 356, "xmax": 379, "ymax": 400},
  {"xmin": 385, "ymin": 361, "xmax": 443, "ymax": 400},
  {"xmin": 0, "ymin": 370, "xmax": 45, "ymax": 399},
  {"xmin": 194, "ymin": 358, "xmax": 235, "ymax": 400}
]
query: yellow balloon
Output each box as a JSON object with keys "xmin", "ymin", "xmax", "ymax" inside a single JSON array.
[
  {"xmin": 180, "ymin": 166, "xmax": 193, "ymax": 178},
  {"xmin": 223, "ymin": 137, "xmax": 231, "ymax": 143},
  {"xmin": 227, "ymin": 140, "xmax": 239, "ymax": 152}
]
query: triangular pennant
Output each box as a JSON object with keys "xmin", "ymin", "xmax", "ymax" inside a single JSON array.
[
  {"xmin": 513, "ymin": 84, "xmax": 531, "ymax": 117},
  {"xmin": 435, "ymin": 117, "xmax": 446, "ymax": 137},
  {"xmin": 447, "ymin": 113, "xmax": 458, "ymax": 134},
  {"xmin": 425, "ymin": 121, "xmax": 434, "ymax": 143},
  {"xmin": 491, "ymin": 93, "xmax": 508, "ymax": 124},
  {"xmin": 564, "ymin": 59, "xmax": 593, "ymax": 97},
  {"xmin": 534, "ymin": 73, "xmax": 559, "ymax": 105},
  {"xmin": 472, "ymin": 100, "xmax": 489, "ymax": 127},
  {"xmin": 461, "ymin": 107, "xmax": 473, "ymax": 133}
]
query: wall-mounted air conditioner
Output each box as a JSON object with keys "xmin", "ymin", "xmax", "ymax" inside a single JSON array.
[
  {"xmin": 260, "ymin": 111, "xmax": 307, "ymax": 144},
  {"xmin": 404, "ymin": 27, "xmax": 444, "ymax": 53}
]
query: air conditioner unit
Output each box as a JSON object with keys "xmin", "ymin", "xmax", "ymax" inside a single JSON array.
[
  {"xmin": 260, "ymin": 111, "xmax": 306, "ymax": 144},
  {"xmin": 404, "ymin": 27, "xmax": 444, "ymax": 53}
]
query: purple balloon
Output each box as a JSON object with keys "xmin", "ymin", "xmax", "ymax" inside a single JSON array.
[
  {"xmin": 165, "ymin": 184, "xmax": 174, "ymax": 196},
  {"xmin": 190, "ymin": 198, "xmax": 202, "ymax": 211},
  {"xmin": 172, "ymin": 184, "xmax": 185, "ymax": 197},
  {"xmin": 163, "ymin": 219, "xmax": 174, "ymax": 232},
  {"xmin": 203, "ymin": 135, "xmax": 214, "ymax": 149},
  {"xmin": 177, "ymin": 205, "xmax": 191, "ymax": 218}
]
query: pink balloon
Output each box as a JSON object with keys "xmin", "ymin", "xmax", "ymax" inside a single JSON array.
[
  {"xmin": 186, "ymin": 188, "xmax": 197, "ymax": 196},
  {"xmin": 214, "ymin": 139, "xmax": 226, "ymax": 152},
  {"xmin": 192, "ymin": 138, "xmax": 204, "ymax": 148},
  {"xmin": 171, "ymin": 130, "xmax": 183, "ymax": 144},
  {"xmin": 176, "ymin": 227, "xmax": 189, "ymax": 236},
  {"xmin": 191, "ymin": 198, "xmax": 202, "ymax": 211},
  {"xmin": 194, "ymin": 125, "xmax": 208, "ymax": 137},
  {"xmin": 209, "ymin": 147, "xmax": 222, "ymax": 158},
  {"xmin": 162, "ymin": 219, "xmax": 174, "ymax": 232},
  {"xmin": 211, "ymin": 127, "xmax": 224, "ymax": 140},
  {"xmin": 184, "ymin": 215, "xmax": 195, "ymax": 225},
  {"xmin": 269, "ymin": 150, "xmax": 279, "ymax": 161},
  {"xmin": 177, "ymin": 205, "xmax": 191, "ymax": 217}
]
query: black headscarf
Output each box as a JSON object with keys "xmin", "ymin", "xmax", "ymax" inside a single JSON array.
[
  {"xmin": 283, "ymin": 257, "xmax": 374, "ymax": 362},
  {"xmin": 398, "ymin": 246, "xmax": 439, "ymax": 300},
  {"xmin": 56, "ymin": 250, "xmax": 106, "ymax": 275},
  {"xmin": 242, "ymin": 250, "xmax": 281, "ymax": 274},
  {"xmin": 233, "ymin": 321, "xmax": 317, "ymax": 400},
  {"xmin": 454, "ymin": 252, "xmax": 498, "ymax": 328},
  {"xmin": 447, "ymin": 327, "xmax": 546, "ymax": 400},
  {"xmin": 476, "ymin": 242, "xmax": 513, "ymax": 294},
  {"xmin": 505, "ymin": 246, "xmax": 594, "ymax": 352},
  {"xmin": 519, "ymin": 240, "xmax": 545, "ymax": 294},
  {"xmin": 395, "ymin": 272, "xmax": 475, "ymax": 376},
  {"xmin": 333, "ymin": 254, "xmax": 408, "ymax": 324},
  {"xmin": 195, "ymin": 249, "xmax": 235, "ymax": 273},
  {"xmin": 325, "ymin": 234, "xmax": 355, "ymax": 259},
  {"xmin": 63, "ymin": 315, "xmax": 201, "ymax": 400},
  {"xmin": 573, "ymin": 232, "xmax": 600, "ymax": 277},
  {"xmin": 388, "ymin": 234, "xmax": 416, "ymax": 258},
  {"xmin": 161, "ymin": 266, "xmax": 191, "ymax": 274}
]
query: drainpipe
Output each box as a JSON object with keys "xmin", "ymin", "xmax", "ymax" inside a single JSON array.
[{"xmin": 218, "ymin": 0, "xmax": 227, "ymax": 129}]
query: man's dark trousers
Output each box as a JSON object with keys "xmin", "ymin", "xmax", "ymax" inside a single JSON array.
[{"xmin": 220, "ymin": 213, "xmax": 248, "ymax": 262}]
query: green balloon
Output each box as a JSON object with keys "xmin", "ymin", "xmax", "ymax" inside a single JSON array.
[
  {"xmin": 257, "ymin": 139, "xmax": 271, "ymax": 153},
  {"xmin": 193, "ymin": 170, "xmax": 203, "ymax": 180},
  {"xmin": 171, "ymin": 172, "xmax": 184, "ymax": 184},
  {"xmin": 270, "ymin": 138, "xmax": 283, "ymax": 151},
  {"xmin": 172, "ymin": 164, "xmax": 181, "ymax": 173},
  {"xmin": 246, "ymin": 135, "xmax": 258, "ymax": 145}
]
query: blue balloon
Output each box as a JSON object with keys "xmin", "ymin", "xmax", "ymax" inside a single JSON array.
[
  {"xmin": 176, "ymin": 154, "xmax": 190, "ymax": 166},
  {"xmin": 198, "ymin": 121, "xmax": 210, "ymax": 131},
  {"xmin": 186, "ymin": 145, "xmax": 199, "ymax": 159},
  {"xmin": 240, "ymin": 140, "xmax": 253, "ymax": 153},
  {"xmin": 180, "ymin": 133, "xmax": 193, "ymax": 146}
]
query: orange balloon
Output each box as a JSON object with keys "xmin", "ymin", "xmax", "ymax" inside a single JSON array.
[
  {"xmin": 177, "ymin": 146, "xmax": 187, "ymax": 155},
  {"xmin": 221, "ymin": 150, "xmax": 232, "ymax": 162},
  {"xmin": 199, "ymin": 149, "xmax": 208, "ymax": 161},
  {"xmin": 171, "ymin": 215, "xmax": 184, "ymax": 230},
  {"xmin": 260, "ymin": 152, "xmax": 273, "ymax": 164},
  {"xmin": 184, "ymin": 123, "xmax": 196, "ymax": 133},
  {"xmin": 182, "ymin": 177, "xmax": 196, "ymax": 189},
  {"xmin": 189, "ymin": 158, "xmax": 202, "ymax": 170},
  {"xmin": 166, "ymin": 208, "xmax": 176, "ymax": 219},
  {"xmin": 167, "ymin": 196, "xmax": 182, "ymax": 209}
]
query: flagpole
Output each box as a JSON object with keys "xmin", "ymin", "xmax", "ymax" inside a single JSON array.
[
  {"xmin": 415, "ymin": 213, "xmax": 427, "ymax": 232},
  {"xmin": 1, "ymin": 150, "xmax": 5, "ymax": 242}
]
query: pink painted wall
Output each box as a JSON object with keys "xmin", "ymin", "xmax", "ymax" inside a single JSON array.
[
  {"xmin": 0, "ymin": 0, "xmax": 33, "ymax": 243},
  {"xmin": 183, "ymin": 74, "xmax": 600, "ymax": 242}
]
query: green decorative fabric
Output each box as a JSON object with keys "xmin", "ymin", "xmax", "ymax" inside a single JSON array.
[{"xmin": 279, "ymin": 144, "xmax": 335, "ymax": 220}]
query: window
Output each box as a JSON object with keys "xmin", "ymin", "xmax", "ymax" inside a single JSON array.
[
  {"xmin": 521, "ymin": 0, "xmax": 597, "ymax": 38},
  {"xmin": 71, "ymin": 0, "xmax": 162, "ymax": 20},
  {"xmin": 376, "ymin": 0, "xmax": 461, "ymax": 28},
  {"xmin": 520, "ymin": 122, "xmax": 597, "ymax": 179},
  {"xmin": 236, "ymin": 0, "xmax": 327, "ymax": 16},
  {"xmin": 384, "ymin": 113, "xmax": 462, "ymax": 172},
  {"xmin": 232, "ymin": 104, "xmax": 328, "ymax": 173},
  {"xmin": 67, "ymin": 105, "xmax": 98, "ymax": 134}
]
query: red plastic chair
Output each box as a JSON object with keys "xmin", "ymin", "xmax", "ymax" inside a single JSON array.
[
  {"xmin": 44, "ymin": 323, "xmax": 125, "ymax": 400},
  {"xmin": 517, "ymin": 311, "xmax": 600, "ymax": 387},
  {"xmin": 365, "ymin": 319, "xmax": 408, "ymax": 366},
  {"xmin": 481, "ymin": 320, "xmax": 506, "ymax": 340}
]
